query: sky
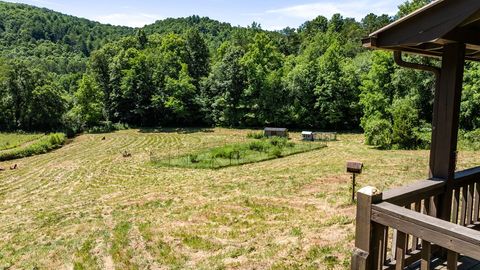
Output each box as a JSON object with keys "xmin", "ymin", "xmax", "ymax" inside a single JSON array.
[{"xmin": 4, "ymin": 0, "xmax": 405, "ymax": 30}]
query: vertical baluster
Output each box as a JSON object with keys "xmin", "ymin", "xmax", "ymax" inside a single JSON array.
[
  {"xmin": 412, "ymin": 201, "xmax": 421, "ymax": 251},
  {"xmin": 467, "ymin": 184, "xmax": 474, "ymax": 225},
  {"xmin": 383, "ymin": 227, "xmax": 389, "ymax": 264},
  {"xmin": 452, "ymin": 188, "xmax": 460, "ymax": 224},
  {"xmin": 395, "ymin": 231, "xmax": 407, "ymax": 270},
  {"xmin": 424, "ymin": 196, "xmax": 431, "ymax": 216},
  {"xmin": 474, "ymin": 182, "xmax": 480, "ymax": 223},
  {"xmin": 460, "ymin": 187, "xmax": 467, "ymax": 226},
  {"xmin": 430, "ymin": 195, "xmax": 438, "ymax": 217},
  {"xmin": 391, "ymin": 229, "xmax": 397, "ymax": 263},
  {"xmin": 447, "ymin": 250, "xmax": 458, "ymax": 270},
  {"xmin": 421, "ymin": 241, "xmax": 431, "ymax": 270},
  {"xmin": 421, "ymin": 196, "xmax": 432, "ymax": 269},
  {"xmin": 372, "ymin": 223, "xmax": 387, "ymax": 270}
]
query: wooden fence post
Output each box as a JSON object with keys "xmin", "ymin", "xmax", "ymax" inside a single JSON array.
[{"xmin": 351, "ymin": 186, "xmax": 382, "ymax": 270}]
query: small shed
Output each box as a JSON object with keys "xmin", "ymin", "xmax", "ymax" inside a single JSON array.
[
  {"xmin": 318, "ymin": 132, "xmax": 337, "ymax": 142},
  {"xmin": 264, "ymin": 127, "xmax": 288, "ymax": 138},
  {"xmin": 302, "ymin": 131, "xmax": 315, "ymax": 141}
]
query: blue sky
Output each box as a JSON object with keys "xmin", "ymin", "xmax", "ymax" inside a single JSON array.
[{"xmin": 5, "ymin": 0, "xmax": 405, "ymax": 30}]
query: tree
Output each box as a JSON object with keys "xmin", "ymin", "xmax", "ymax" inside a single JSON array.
[
  {"xmin": 363, "ymin": 114, "xmax": 392, "ymax": 149},
  {"xmin": 163, "ymin": 64, "xmax": 197, "ymax": 123},
  {"xmin": 298, "ymin": 16, "xmax": 328, "ymax": 40},
  {"xmin": 29, "ymin": 83, "xmax": 67, "ymax": 131},
  {"xmin": 185, "ymin": 28, "xmax": 210, "ymax": 85},
  {"xmin": 0, "ymin": 59, "xmax": 13, "ymax": 130},
  {"xmin": 397, "ymin": 0, "xmax": 433, "ymax": 18},
  {"xmin": 361, "ymin": 13, "xmax": 392, "ymax": 34},
  {"xmin": 390, "ymin": 97, "xmax": 421, "ymax": 149},
  {"xmin": 240, "ymin": 32, "xmax": 284, "ymax": 126},
  {"xmin": 72, "ymin": 74, "xmax": 104, "ymax": 127},
  {"xmin": 315, "ymin": 40, "xmax": 349, "ymax": 129},
  {"xmin": 359, "ymin": 51, "xmax": 395, "ymax": 147},
  {"xmin": 461, "ymin": 62, "xmax": 480, "ymax": 130},
  {"xmin": 276, "ymin": 27, "xmax": 301, "ymax": 56},
  {"xmin": 360, "ymin": 51, "xmax": 395, "ymax": 126},
  {"xmin": 203, "ymin": 43, "xmax": 247, "ymax": 126}
]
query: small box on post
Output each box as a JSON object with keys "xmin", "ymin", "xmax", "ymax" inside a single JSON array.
[
  {"xmin": 347, "ymin": 161, "xmax": 363, "ymax": 174},
  {"xmin": 347, "ymin": 161, "xmax": 363, "ymax": 202}
]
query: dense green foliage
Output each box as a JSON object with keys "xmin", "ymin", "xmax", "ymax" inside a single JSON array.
[
  {"xmin": 0, "ymin": 1, "xmax": 133, "ymax": 132},
  {"xmin": 1, "ymin": 0, "xmax": 479, "ymax": 150},
  {"xmin": 77, "ymin": 14, "xmax": 371, "ymax": 130}
]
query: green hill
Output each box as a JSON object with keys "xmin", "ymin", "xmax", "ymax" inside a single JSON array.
[{"xmin": 0, "ymin": 1, "xmax": 133, "ymax": 56}]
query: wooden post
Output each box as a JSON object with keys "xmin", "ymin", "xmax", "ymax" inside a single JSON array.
[
  {"xmin": 429, "ymin": 43, "xmax": 466, "ymax": 222},
  {"xmin": 421, "ymin": 241, "xmax": 432, "ymax": 270},
  {"xmin": 351, "ymin": 186, "xmax": 382, "ymax": 270},
  {"xmin": 352, "ymin": 174, "xmax": 356, "ymax": 203},
  {"xmin": 447, "ymin": 250, "xmax": 458, "ymax": 270},
  {"xmin": 395, "ymin": 231, "xmax": 407, "ymax": 270}
]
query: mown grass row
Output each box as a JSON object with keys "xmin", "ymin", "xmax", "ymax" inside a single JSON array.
[
  {"xmin": 0, "ymin": 133, "xmax": 66, "ymax": 161},
  {"xmin": 152, "ymin": 137, "xmax": 326, "ymax": 169}
]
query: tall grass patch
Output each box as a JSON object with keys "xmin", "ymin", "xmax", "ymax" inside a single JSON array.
[
  {"xmin": 0, "ymin": 133, "xmax": 66, "ymax": 161},
  {"xmin": 0, "ymin": 133, "xmax": 44, "ymax": 151},
  {"xmin": 151, "ymin": 137, "xmax": 325, "ymax": 169}
]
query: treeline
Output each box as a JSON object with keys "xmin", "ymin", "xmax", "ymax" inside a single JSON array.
[
  {"xmin": 1, "ymin": 0, "xmax": 480, "ymax": 149},
  {"xmin": 72, "ymin": 16, "xmax": 372, "ymax": 130}
]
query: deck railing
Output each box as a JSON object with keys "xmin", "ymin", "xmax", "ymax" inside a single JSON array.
[{"xmin": 351, "ymin": 167, "xmax": 480, "ymax": 270}]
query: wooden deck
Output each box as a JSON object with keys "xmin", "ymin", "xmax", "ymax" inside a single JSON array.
[
  {"xmin": 411, "ymin": 225, "xmax": 480, "ymax": 270},
  {"xmin": 409, "ymin": 257, "xmax": 480, "ymax": 270},
  {"xmin": 351, "ymin": 168, "xmax": 480, "ymax": 270}
]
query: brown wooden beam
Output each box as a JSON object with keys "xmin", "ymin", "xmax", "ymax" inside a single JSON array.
[
  {"xmin": 444, "ymin": 28, "xmax": 480, "ymax": 48},
  {"xmin": 371, "ymin": 202, "xmax": 480, "ymax": 260},
  {"xmin": 429, "ymin": 43, "xmax": 466, "ymax": 221},
  {"xmin": 373, "ymin": 0, "xmax": 480, "ymax": 48},
  {"xmin": 381, "ymin": 179, "xmax": 445, "ymax": 206}
]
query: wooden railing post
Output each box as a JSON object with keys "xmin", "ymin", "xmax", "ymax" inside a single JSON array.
[{"xmin": 351, "ymin": 186, "xmax": 382, "ymax": 270}]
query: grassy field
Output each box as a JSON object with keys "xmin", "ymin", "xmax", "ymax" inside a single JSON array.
[
  {"xmin": 0, "ymin": 128, "xmax": 479, "ymax": 269},
  {"xmin": 0, "ymin": 133, "xmax": 66, "ymax": 161},
  {"xmin": 152, "ymin": 137, "xmax": 326, "ymax": 169},
  {"xmin": 0, "ymin": 133, "xmax": 44, "ymax": 151}
]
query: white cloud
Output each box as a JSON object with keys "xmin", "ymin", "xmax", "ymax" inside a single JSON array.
[
  {"xmin": 266, "ymin": 1, "xmax": 399, "ymax": 21},
  {"xmin": 94, "ymin": 13, "xmax": 162, "ymax": 28}
]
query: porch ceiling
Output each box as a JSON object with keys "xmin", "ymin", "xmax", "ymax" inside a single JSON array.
[{"xmin": 362, "ymin": 0, "xmax": 480, "ymax": 61}]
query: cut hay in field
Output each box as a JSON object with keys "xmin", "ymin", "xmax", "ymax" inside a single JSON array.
[{"xmin": 2, "ymin": 129, "xmax": 479, "ymax": 269}]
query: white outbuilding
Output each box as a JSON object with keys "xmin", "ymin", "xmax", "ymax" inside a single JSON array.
[{"xmin": 301, "ymin": 131, "xmax": 315, "ymax": 141}]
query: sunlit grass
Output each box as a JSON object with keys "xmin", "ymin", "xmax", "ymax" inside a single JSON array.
[
  {"xmin": 0, "ymin": 128, "xmax": 478, "ymax": 269},
  {"xmin": 0, "ymin": 133, "xmax": 44, "ymax": 151},
  {"xmin": 0, "ymin": 133, "xmax": 66, "ymax": 161}
]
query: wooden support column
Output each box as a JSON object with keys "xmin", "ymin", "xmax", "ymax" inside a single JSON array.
[{"xmin": 429, "ymin": 43, "xmax": 466, "ymax": 221}]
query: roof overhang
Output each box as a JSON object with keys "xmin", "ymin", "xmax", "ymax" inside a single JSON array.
[{"xmin": 363, "ymin": 0, "xmax": 480, "ymax": 61}]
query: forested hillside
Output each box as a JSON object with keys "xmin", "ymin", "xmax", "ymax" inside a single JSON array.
[{"xmin": 1, "ymin": 0, "xmax": 480, "ymax": 149}]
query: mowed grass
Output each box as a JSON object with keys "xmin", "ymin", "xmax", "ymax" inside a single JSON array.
[
  {"xmin": 0, "ymin": 128, "xmax": 479, "ymax": 269},
  {"xmin": 0, "ymin": 133, "xmax": 44, "ymax": 151}
]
